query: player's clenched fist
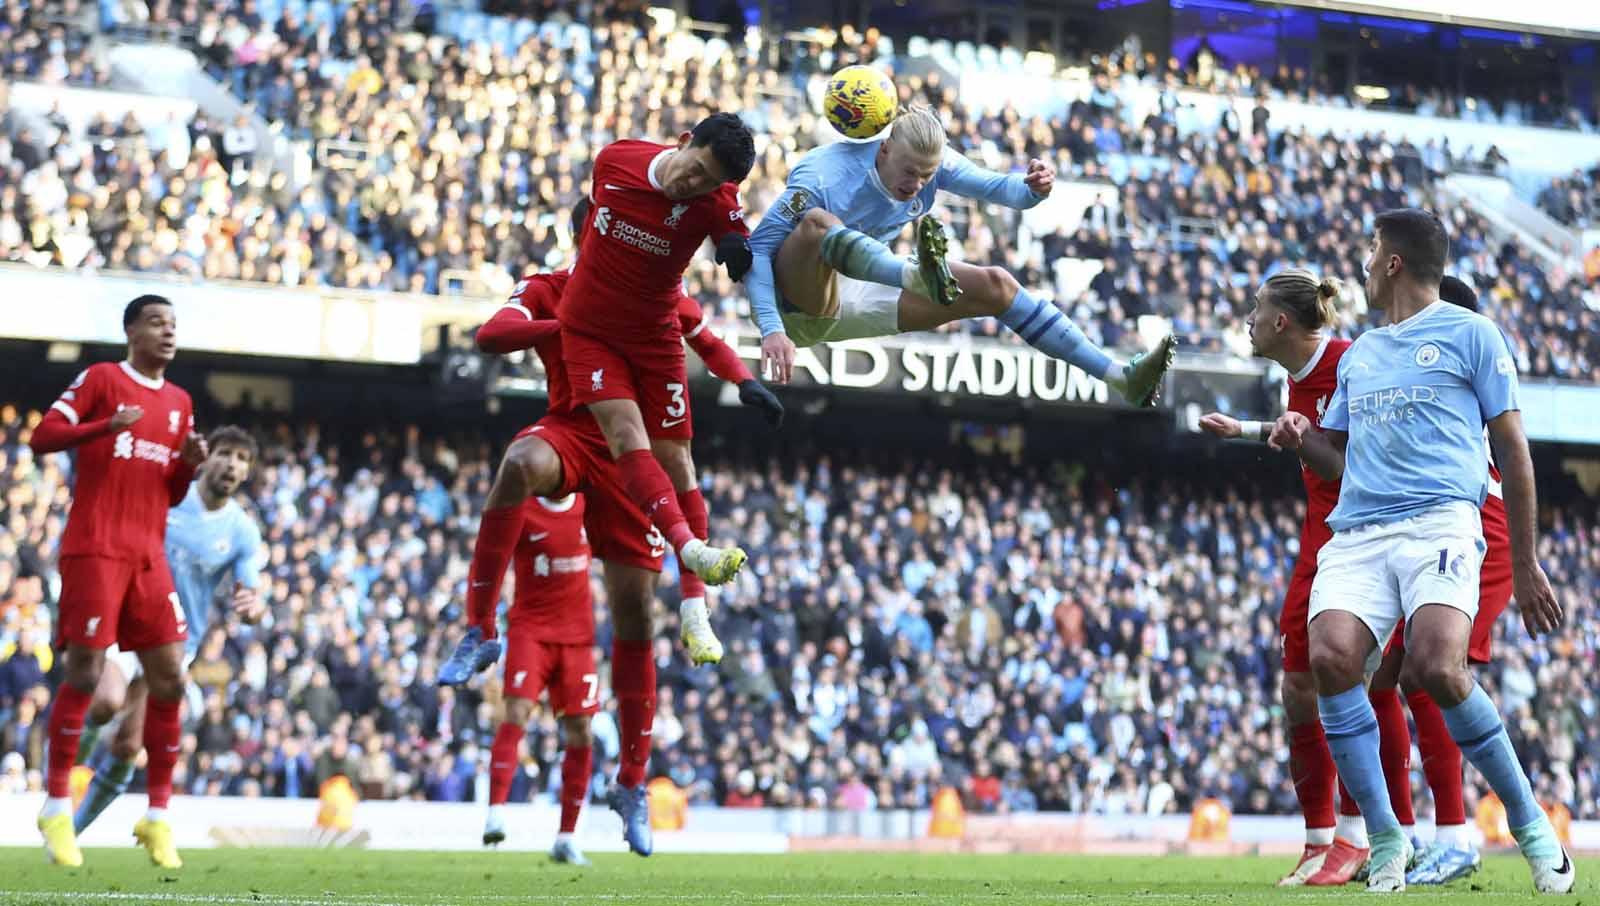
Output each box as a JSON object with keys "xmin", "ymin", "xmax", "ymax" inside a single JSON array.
[
  {"xmin": 1024, "ymin": 158, "xmax": 1055, "ymax": 197},
  {"xmin": 1268, "ymin": 411, "xmax": 1312, "ymax": 452},
  {"xmin": 110, "ymin": 406, "xmax": 145, "ymax": 430},
  {"xmin": 180, "ymin": 431, "xmax": 208, "ymax": 466}
]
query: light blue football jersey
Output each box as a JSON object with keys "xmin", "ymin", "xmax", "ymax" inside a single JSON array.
[
  {"xmin": 746, "ymin": 139, "xmax": 1043, "ymax": 337},
  {"xmin": 165, "ymin": 485, "xmax": 264, "ymax": 651},
  {"xmin": 1322, "ymin": 301, "xmax": 1520, "ymax": 531}
]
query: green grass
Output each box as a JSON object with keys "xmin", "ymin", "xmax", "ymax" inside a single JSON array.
[{"xmin": 0, "ymin": 849, "xmax": 1592, "ymax": 905}]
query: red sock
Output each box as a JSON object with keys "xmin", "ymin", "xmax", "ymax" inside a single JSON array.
[
  {"xmin": 1371, "ymin": 687, "xmax": 1415, "ymax": 826},
  {"xmin": 467, "ymin": 505, "xmax": 524, "ymax": 639},
  {"xmin": 617, "ymin": 450, "xmax": 694, "ymax": 551},
  {"xmin": 1289, "ymin": 720, "xmax": 1337, "ymax": 831},
  {"xmin": 1409, "ymin": 689, "xmax": 1466, "ymax": 826},
  {"xmin": 142, "ymin": 696, "xmax": 182, "ymax": 810},
  {"xmin": 677, "ymin": 487, "xmax": 708, "ymax": 602},
  {"xmin": 489, "ymin": 721, "xmax": 523, "ymax": 806},
  {"xmin": 612, "ymin": 639, "xmax": 655, "ymax": 789},
  {"xmin": 46, "ymin": 683, "xmax": 93, "ymax": 797},
  {"xmin": 560, "ymin": 745, "xmax": 592, "ymax": 833},
  {"xmin": 1338, "ymin": 777, "xmax": 1362, "ymax": 817}
]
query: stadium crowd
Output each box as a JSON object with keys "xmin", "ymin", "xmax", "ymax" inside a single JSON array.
[
  {"xmin": 1, "ymin": 1, "xmax": 1598, "ymax": 381},
  {"xmin": 1, "ymin": 404, "xmax": 1598, "ymax": 822}
]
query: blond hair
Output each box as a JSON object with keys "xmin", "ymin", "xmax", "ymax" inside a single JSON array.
[
  {"xmin": 888, "ymin": 104, "xmax": 946, "ymax": 158},
  {"xmin": 1261, "ymin": 268, "xmax": 1340, "ymax": 330}
]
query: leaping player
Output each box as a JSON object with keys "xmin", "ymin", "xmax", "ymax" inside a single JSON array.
[
  {"xmin": 482, "ymin": 491, "xmax": 599, "ymax": 866},
  {"xmin": 29, "ymin": 294, "xmax": 205, "ymax": 869},
  {"xmin": 746, "ymin": 104, "xmax": 1174, "ymax": 402},
  {"xmin": 72, "ymin": 426, "xmax": 265, "ymax": 837},
  {"xmin": 1271, "ymin": 208, "xmax": 1573, "ymax": 893}
]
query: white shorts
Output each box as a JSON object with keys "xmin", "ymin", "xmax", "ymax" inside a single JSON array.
[
  {"xmin": 1309, "ymin": 501, "xmax": 1486, "ymax": 665},
  {"xmin": 105, "ymin": 644, "xmax": 143, "ymax": 682},
  {"xmin": 780, "ymin": 274, "xmax": 901, "ymax": 347}
]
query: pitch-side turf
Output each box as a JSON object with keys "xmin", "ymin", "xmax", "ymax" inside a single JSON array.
[{"xmin": 0, "ymin": 849, "xmax": 1591, "ymax": 905}]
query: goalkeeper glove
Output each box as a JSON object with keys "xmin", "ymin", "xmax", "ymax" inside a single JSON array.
[
  {"xmin": 715, "ymin": 233, "xmax": 753, "ymax": 282},
  {"xmin": 737, "ymin": 379, "xmax": 784, "ymax": 428}
]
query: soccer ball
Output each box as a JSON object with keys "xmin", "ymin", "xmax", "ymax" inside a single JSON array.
[{"xmin": 823, "ymin": 66, "xmax": 898, "ymax": 140}]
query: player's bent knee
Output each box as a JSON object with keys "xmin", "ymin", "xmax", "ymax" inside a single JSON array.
[
  {"xmin": 110, "ymin": 734, "xmax": 142, "ymax": 763},
  {"xmin": 797, "ymin": 207, "xmax": 842, "ymax": 238},
  {"xmin": 1400, "ymin": 648, "xmax": 1470, "ymax": 706},
  {"xmin": 563, "ymin": 717, "xmax": 593, "ymax": 748},
  {"xmin": 504, "ymin": 698, "xmax": 534, "ymax": 727},
  {"xmin": 1280, "ymin": 671, "xmax": 1319, "ymax": 722},
  {"xmin": 503, "ymin": 437, "xmax": 562, "ymax": 497},
  {"xmin": 1307, "ymin": 642, "xmax": 1365, "ymax": 693},
  {"xmin": 64, "ymin": 647, "xmax": 107, "ymax": 692},
  {"xmin": 979, "ymin": 266, "xmax": 1019, "ymax": 309}
]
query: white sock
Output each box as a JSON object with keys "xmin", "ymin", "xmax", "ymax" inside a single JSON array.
[
  {"xmin": 145, "ymin": 807, "xmax": 167, "ymax": 823},
  {"xmin": 486, "ymin": 804, "xmax": 504, "ymax": 824},
  {"xmin": 556, "ymin": 831, "xmax": 573, "ymax": 845},
  {"xmin": 1435, "ymin": 823, "xmax": 1471, "ymax": 847},
  {"xmin": 40, "ymin": 797, "xmax": 71, "ymax": 818},
  {"xmin": 1098, "ymin": 357, "xmax": 1130, "ymax": 385},
  {"xmin": 680, "ymin": 597, "xmax": 707, "ymax": 624},
  {"xmin": 1401, "ymin": 824, "xmax": 1415, "ymax": 840},
  {"xmin": 1307, "ymin": 827, "xmax": 1335, "ymax": 846},
  {"xmin": 1336, "ymin": 813, "xmax": 1369, "ymax": 848},
  {"xmin": 900, "ymin": 261, "xmax": 923, "ymax": 295}
]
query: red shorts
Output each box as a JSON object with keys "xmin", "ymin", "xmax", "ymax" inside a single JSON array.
[
  {"xmin": 1279, "ymin": 561, "xmax": 1316, "ymax": 673},
  {"xmin": 518, "ymin": 415, "xmax": 666, "ymax": 572},
  {"xmin": 56, "ymin": 554, "xmax": 187, "ymax": 652},
  {"xmin": 561, "ymin": 327, "xmax": 692, "ymax": 440},
  {"xmin": 1384, "ymin": 540, "xmax": 1513, "ymax": 665},
  {"xmin": 503, "ymin": 626, "xmax": 599, "ymax": 717}
]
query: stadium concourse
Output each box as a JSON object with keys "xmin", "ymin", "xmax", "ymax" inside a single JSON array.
[{"xmin": 1, "ymin": 0, "xmax": 1597, "ymax": 381}]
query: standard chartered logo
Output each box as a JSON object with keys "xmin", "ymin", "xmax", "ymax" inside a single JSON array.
[{"xmin": 593, "ymin": 206, "xmax": 611, "ymax": 235}]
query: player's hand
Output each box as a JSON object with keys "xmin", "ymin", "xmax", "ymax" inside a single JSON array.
[
  {"xmin": 232, "ymin": 582, "xmax": 266, "ymax": 624},
  {"xmin": 737, "ymin": 379, "xmax": 785, "ymax": 429},
  {"xmin": 180, "ymin": 431, "xmax": 208, "ymax": 466},
  {"xmin": 762, "ymin": 332, "xmax": 796, "ymax": 385},
  {"xmin": 1267, "ymin": 412, "xmax": 1312, "ymax": 452},
  {"xmin": 1024, "ymin": 158, "xmax": 1055, "ymax": 197},
  {"xmin": 715, "ymin": 234, "xmax": 753, "ymax": 282},
  {"xmin": 1514, "ymin": 561, "xmax": 1564, "ymax": 636},
  {"xmin": 109, "ymin": 406, "xmax": 145, "ymax": 431},
  {"xmin": 1198, "ymin": 412, "xmax": 1243, "ymax": 439}
]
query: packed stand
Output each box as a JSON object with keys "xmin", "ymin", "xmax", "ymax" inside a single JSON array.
[
  {"xmin": 2, "ymin": 404, "xmax": 1598, "ymax": 819},
  {"xmin": 0, "ymin": 0, "xmax": 107, "ymax": 87}
]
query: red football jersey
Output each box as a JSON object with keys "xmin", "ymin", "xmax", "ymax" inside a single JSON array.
[
  {"xmin": 560, "ymin": 140, "xmax": 748, "ymax": 343},
  {"xmin": 508, "ymin": 495, "xmax": 594, "ymax": 645},
  {"xmin": 506, "ymin": 271, "xmax": 577, "ymax": 415},
  {"xmin": 1289, "ymin": 336, "xmax": 1350, "ymax": 565},
  {"xmin": 47, "ymin": 361, "xmax": 195, "ymax": 560},
  {"xmin": 1482, "ymin": 462, "xmax": 1509, "ymax": 553}
]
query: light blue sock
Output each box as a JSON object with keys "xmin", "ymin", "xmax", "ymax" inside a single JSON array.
[
  {"xmin": 1442, "ymin": 685, "xmax": 1554, "ymax": 855},
  {"xmin": 1319, "ymin": 686, "xmax": 1400, "ymax": 835},
  {"xmin": 74, "ymin": 759, "xmax": 134, "ymax": 834},
  {"xmin": 997, "ymin": 289, "xmax": 1116, "ymax": 379},
  {"xmin": 819, "ymin": 224, "xmax": 907, "ymax": 289}
]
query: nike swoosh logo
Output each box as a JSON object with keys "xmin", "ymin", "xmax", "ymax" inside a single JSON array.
[
  {"xmin": 640, "ymin": 729, "xmax": 652, "ymax": 736},
  {"xmin": 471, "ymin": 581, "xmax": 491, "ymax": 588},
  {"xmin": 661, "ymin": 417, "xmax": 686, "ymax": 428},
  {"xmin": 603, "ymin": 183, "xmax": 636, "ymax": 191},
  {"xmin": 528, "ymin": 532, "xmax": 550, "ymax": 542}
]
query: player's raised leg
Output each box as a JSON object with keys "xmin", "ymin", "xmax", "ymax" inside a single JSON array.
[
  {"xmin": 132, "ymin": 640, "xmax": 186, "ymax": 869},
  {"xmin": 603, "ymin": 563, "xmax": 657, "ymax": 856},
  {"xmin": 651, "ymin": 438, "xmax": 722, "ymax": 666},
  {"xmin": 443, "ymin": 433, "xmax": 565, "ymax": 685},
  {"xmin": 75, "ymin": 671, "xmax": 144, "ymax": 833},
  {"xmin": 1402, "ymin": 604, "xmax": 1572, "ymax": 893}
]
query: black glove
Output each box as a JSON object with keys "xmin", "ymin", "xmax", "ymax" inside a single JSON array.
[
  {"xmin": 738, "ymin": 379, "xmax": 784, "ymax": 428},
  {"xmin": 715, "ymin": 233, "xmax": 753, "ymax": 282}
]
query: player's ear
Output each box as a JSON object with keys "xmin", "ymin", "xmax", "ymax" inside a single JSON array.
[{"xmin": 677, "ymin": 131, "xmax": 693, "ymax": 148}]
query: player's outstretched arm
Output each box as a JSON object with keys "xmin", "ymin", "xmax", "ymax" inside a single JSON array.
[
  {"xmin": 1199, "ymin": 412, "xmax": 1271, "ymax": 442},
  {"xmin": 1488, "ymin": 410, "xmax": 1563, "ymax": 635},
  {"xmin": 476, "ymin": 310, "xmax": 561, "ymax": 355},
  {"xmin": 938, "ymin": 148, "xmax": 1052, "ymax": 210},
  {"xmin": 1268, "ymin": 412, "xmax": 1345, "ymax": 481}
]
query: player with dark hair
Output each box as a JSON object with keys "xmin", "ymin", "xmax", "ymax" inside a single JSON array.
[
  {"xmin": 558, "ymin": 112, "xmax": 757, "ymax": 595},
  {"xmin": 72, "ymin": 426, "xmax": 265, "ymax": 836},
  {"xmin": 1271, "ymin": 208, "xmax": 1573, "ymax": 892},
  {"xmin": 30, "ymin": 294, "xmax": 206, "ymax": 868},
  {"xmin": 445, "ymin": 197, "xmax": 781, "ymax": 855},
  {"xmin": 481, "ymin": 492, "xmax": 598, "ymax": 865}
]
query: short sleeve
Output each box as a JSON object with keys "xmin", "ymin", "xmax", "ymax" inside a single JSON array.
[
  {"xmin": 1469, "ymin": 318, "xmax": 1520, "ymax": 421},
  {"xmin": 1320, "ymin": 358, "xmax": 1350, "ymax": 432},
  {"xmin": 52, "ymin": 365, "xmax": 107, "ymax": 426}
]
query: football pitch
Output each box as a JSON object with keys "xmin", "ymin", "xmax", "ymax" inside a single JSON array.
[{"xmin": 0, "ymin": 849, "xmax": 1592, "ymax": 905}]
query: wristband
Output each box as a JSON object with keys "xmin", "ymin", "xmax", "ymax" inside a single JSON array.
[{"xmin": 1241, "ymin": 420, "xmax": 1265, "ymax": 442}]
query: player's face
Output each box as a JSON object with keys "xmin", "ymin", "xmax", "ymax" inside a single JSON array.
[
  {"xmin": 127, "ymin": 303, "xmax": 177, "ymax": 364},
  {"xmin": 203, "ymin": 444, "xmax": 253, "ymax": 497},
  {"xmin": 879, "ymin": 141, "xmax": 941, "ymax": 201},
  {"xmin": 663, "ymin": 138, "xmax": 732, "ymax": 200},
  {"xmin": 1245, "ymin": 294, "xmax": 1281, "ymax": 358},
  {"xmin": 1363, "ymin": 231, "xmax": 1392, "ymax": 308}
]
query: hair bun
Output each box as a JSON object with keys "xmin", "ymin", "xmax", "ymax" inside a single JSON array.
[{"xmin": 1317, "ymin": 278, "xmax": 1341, "ymax": 300}]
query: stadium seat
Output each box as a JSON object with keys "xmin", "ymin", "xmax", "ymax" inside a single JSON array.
[
  {"xmin": 907, "ymin": 35, "xmax": 929, "ymax": 57},
  {"xmin": 307, "ymin": 0, "xmax": 335, "ymax": 29},
  {"xmin": 977, "ymin": 44, "xmax": 998, "ymax": 70}
]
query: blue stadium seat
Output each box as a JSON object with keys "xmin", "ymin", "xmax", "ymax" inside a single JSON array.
[
  {"xmin": 509, "ymin": 18, "xmax": 536, "ymax": 50},
  {"xmin": 977, "ymin": 44, "xmax": 998, "ymax": 70},
  {"xmin": 456, "ymin": 11, "xmax": 488, "ymax": 46},
  {"xmin": 906, "ymin": 35, "xmax": 928, "ymax": 57},
  {"xmin": 486, "ymin": 16, "xmax": 513, "ymax": 54},
  {"xmin": 538, "ymin": 20, "xmax": 562, "ymax": 44},
  {"xmin": 307, "ymin": 0, "xmax": 335, "ymax": 29}
]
